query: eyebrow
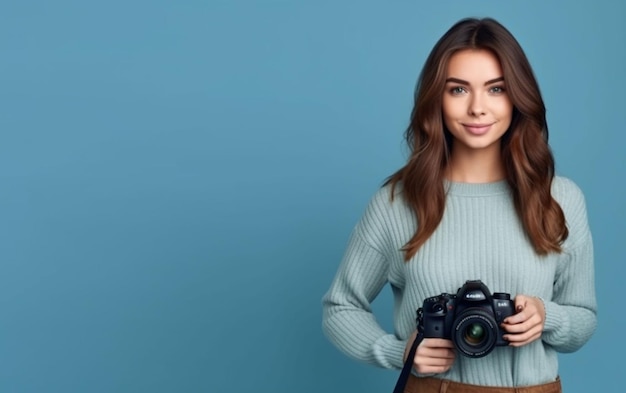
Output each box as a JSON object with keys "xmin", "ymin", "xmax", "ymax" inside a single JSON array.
[{"xmin": 445, "ymin": 77, "xmax": 505, "ymax": 85}]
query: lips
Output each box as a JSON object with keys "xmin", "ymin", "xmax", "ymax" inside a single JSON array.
[{"xmin": 462, "ymin": 123, "xmax": 494, "ymax": 136}]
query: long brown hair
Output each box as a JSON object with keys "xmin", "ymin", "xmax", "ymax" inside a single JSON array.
[{"xmin": 386, "ymin": 17, "xmax": 568, "ymax": 261}]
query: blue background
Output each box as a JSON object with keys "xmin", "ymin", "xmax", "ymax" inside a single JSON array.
[{"xmin": 1, "ymin": 1, "xmax": 624, "ymax": 392}]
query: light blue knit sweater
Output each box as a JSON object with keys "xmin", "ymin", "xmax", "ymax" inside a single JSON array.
[{"xmin": 322, "ymin": 176, "xmax": 596, "ymax": 387}]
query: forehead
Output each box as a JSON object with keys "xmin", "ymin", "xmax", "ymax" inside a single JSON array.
[{"xmin": 446, "ymin": 49, "xmax": 503, "ymax": 81}]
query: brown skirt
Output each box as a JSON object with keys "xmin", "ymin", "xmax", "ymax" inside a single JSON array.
[{"xmin": 404, "ymin": 374, "xmax": 562, "ymax": 393}]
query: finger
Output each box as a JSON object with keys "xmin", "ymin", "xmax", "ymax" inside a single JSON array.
[
  {"xmin": 503, "ymin": 309, "xmax": 529, "ymax": 325},
  {"xmin": 414, "ymin": 354, "xmax": 455, "ymax": 374},
  {"xmin": 503, "ymin": 310, "xmax": 543, "ymax": 332},
  {"xmin": 504, "ymin": 296, "xmax": 529, "ymax": 324},
  {"xmin": 415, "ymin": 353, "xmax": 456, "ymax": 366},
  {"xmin": 504, "ymin": 328, "xmax": 539, "ymax": 342},
  {"xmin": 504, "ymin": 325, "xmax": 543, "ymax": 344},
  {"xmin": 417, "ymin": 341, "xmax": 456, "ymax": 357},
  {"xmin": 417, "ymin": 346, "xmax": 456, "ymax": 360},
  {"xmin": 504, "ymin": 303, "xmax": 542, "ymax": 325},
  {"xmin": 515, "ymin": 295, "xmax": 528, "ymax": 312},
  {"xmin": 416, "ymin": 364, "xmax": 453, "ymax": 375},
  {"xmin": 506, "ymin": 330, "xmax": 542, "ymax": 347},
  {"xmin": 421, "ymin": 338, "xmax": 455, "ymax": 349},
  {"xmin": 502, "ymin": 316, "xmax": 541, "ymax": 333}
]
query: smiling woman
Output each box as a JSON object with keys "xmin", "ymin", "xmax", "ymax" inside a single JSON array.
[{"xmin": 322, "ymin": 17, "xmax": 596, "ymax": 393}]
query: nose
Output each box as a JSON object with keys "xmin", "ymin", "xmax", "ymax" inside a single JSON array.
[{"xmin": 468, "ymin": 93, "xmax": 486, "ymax": 117}]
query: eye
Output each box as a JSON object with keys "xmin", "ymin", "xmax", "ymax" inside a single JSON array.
[
  {"xmin": 450, "ymin": 86, "xmax": 467, "ymax": 95},
  {"xmin": 489, "ymin": 86, "xmax": 506, "ymax": 94}
]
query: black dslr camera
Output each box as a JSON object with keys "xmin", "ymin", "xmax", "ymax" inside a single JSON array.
[{"xmin": 419, "ymin": 280, "xmax": 515, "ymax": 358}]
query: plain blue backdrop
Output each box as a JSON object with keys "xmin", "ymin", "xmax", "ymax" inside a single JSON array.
[{"xmin": 1, "ymin": 1, "xmax": 624, "ymax": 392}]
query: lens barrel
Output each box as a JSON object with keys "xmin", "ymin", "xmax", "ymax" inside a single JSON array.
[{"xmin": 452, "ymin": 309, "xmax": 498, "ymax": 358}]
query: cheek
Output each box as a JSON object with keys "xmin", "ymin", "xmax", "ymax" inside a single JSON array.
[
  {"xmin": 496, "ymin": 99, "xmax": 514, "ymax": 119},
  {"xmin": 441, "ymin": 101, "xmax": 457, "ymax": 130},
  {"xmin": 498, "ymin": 108, "xmax": 513, "ymax": 132},
  {"xmin": 442, "ymin": 98, "xmax": 463, "ymax": 119}
]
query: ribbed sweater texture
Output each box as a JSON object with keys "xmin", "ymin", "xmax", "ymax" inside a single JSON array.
[{"xmin": 322, "ymin": 176, "xmax": 596, "ymax": 387}]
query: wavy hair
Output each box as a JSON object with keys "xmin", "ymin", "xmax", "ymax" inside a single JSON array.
[{"xmin": 386, "ymin": 17, "xmax": 568, "ymax": 261}]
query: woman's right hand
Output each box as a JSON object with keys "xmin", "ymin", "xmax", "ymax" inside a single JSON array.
[{"xmin": 403, "ymin": 331, "xmax": 456, "ymax": 375}]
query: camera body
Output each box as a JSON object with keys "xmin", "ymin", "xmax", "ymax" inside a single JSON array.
[{"xmin": 420, "ymin": 280, "xmax": 515, "ymax": 358}]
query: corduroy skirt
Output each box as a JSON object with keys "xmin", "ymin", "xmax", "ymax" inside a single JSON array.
[{"xmin": 404, "ymin": 375, "xmax": 562, "ymax": 393}]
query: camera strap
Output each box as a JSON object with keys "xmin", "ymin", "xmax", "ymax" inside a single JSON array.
[
  {"xmin": 392, "ymin": 329, "xmax": 424, "ymax": 393},
  {"xmin": 393, "ymin": 308, "xmax": 425, "ymax": 393}
]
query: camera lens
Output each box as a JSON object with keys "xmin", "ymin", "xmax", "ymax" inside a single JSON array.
[
  {"xmin": 463, "ymin": 323, "xmax": 486, "ymax": 345},
  {"xmin": 452, "ymin": 309, "xmax": 498, "ymax": 358}
]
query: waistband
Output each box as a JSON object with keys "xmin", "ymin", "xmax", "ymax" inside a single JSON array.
[{"xmin": 405, "ymin": 375, "xmax": 561, "ymax": 393}]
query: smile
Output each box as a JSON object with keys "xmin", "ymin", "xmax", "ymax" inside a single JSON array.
[{"xmin": 462, "ymin": 123, "xmax": 494, "ymax": 136}]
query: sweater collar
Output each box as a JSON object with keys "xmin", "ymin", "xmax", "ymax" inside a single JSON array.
[{"xmin": 444, "ymin": 179, "xmax": 510, "ymax": 196}]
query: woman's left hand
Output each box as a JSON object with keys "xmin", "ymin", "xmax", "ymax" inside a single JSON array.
[{"xmin": 501, "ymin": 295, "xmax": 546, "ymax": 347}]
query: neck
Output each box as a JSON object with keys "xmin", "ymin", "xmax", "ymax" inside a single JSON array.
[{"xmin": 446, "ymin": 146, "xmax": 505, "ymax": 183}]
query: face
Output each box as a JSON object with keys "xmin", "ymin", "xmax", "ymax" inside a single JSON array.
[{"xmin": 442, "ymin": 49, "xmax": 513, "ymax": 157}]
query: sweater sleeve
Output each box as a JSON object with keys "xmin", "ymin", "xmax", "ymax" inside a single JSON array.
[
  {"xmin": 321, "ymin": 190, "xmax": 406, "ymax": 369},
  {"xmin": 541, "ymin": 178, "xmax": 597, "ymax": 352}
]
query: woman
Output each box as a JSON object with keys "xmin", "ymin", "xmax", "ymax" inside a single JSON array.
[{"xmin": 322, "ymin": 17, "xmax": 596, "ymax": 392}]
